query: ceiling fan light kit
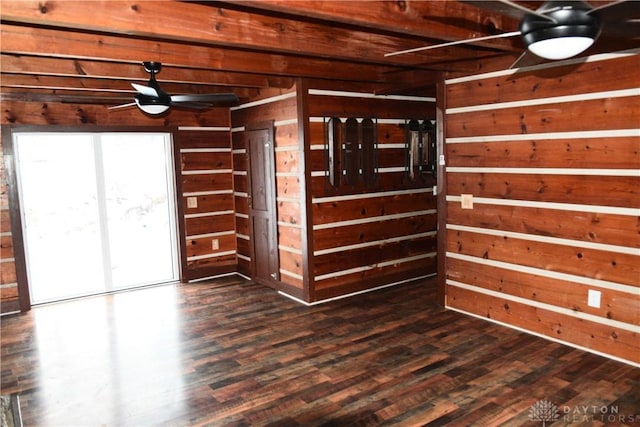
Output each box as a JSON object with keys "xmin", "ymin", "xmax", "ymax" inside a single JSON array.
[
  {"xmin": 520, "ymin": 1, "xmax": 601, "ymax": 60},
  {"xmin": 111, "ymin": 61, "xmax": 239, "ymax": 115},
  {"xmin": 386, "ymin": 0, "xmax": 636, "ymax": 68}
]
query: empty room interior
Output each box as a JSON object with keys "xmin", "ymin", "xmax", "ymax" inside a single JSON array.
[{"xmin": 0, "ymin": 1, "xmax": 638, "ymax": 425}]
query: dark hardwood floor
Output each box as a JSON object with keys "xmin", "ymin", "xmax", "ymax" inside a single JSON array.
[{"xmin": 1, "ymin": 275, "xmax": 638, "ymax": 426}]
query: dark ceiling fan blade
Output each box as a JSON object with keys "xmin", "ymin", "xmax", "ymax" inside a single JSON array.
[
  {"xmin": 384, "ymin": 31, "xmax": 521, "ymax": 57},
  {"xmin": 170, "ymin": 93, "xmax": 239, "ymax": 105},
  {"xmin": 601, "ymin": 20, "xmax": 640, "ymax": 38},
  {"xmin": 169, "ymin": 101, "xmax": 216, "ymax": 110},
  {"xmin": 509, "ymin": 50, "xmax": 548, "ymax": 69},
  {"xmin": 587, "ymin": 0, "xmax": 640, "ymax": 23},
  {"xmin": 131, "ymin": 83, "xmax": 159, "ymax": 98},
  {"xmin": 461, "ymin": 0, "xmax": 556, "ymax": 22}
]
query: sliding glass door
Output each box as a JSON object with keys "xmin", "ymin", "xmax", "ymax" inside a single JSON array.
[{"xmin": 15, "ymin": 132, "xmax": 179, "ymax": 304}]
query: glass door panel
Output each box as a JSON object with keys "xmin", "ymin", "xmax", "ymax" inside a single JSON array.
[
  {"xmin": 101, "ymin": 134, "xmax": 177, "ymax": 289},
  {"xmin": 16, "ymin": 134, "xmax": 106, "ymax": 303},
  {"xmin": 15, "ymin": 132, "xmax": 178, "ymax": 304}
]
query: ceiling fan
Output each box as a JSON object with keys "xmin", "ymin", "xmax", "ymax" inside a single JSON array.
[
  {"xmin": 111, "ymin": 62, "xmax": 239, "ymax": 115},
  {"xmin": 386, "ymin": 0, "xmax": 640, "ymax": 68}
]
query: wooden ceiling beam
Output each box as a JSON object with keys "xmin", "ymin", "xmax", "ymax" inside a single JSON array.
[
  {"xmin": 0, "ymin": 24, "xmax": 407, "ymax": 84},
  {"xmin": 0, "ymin": 74, "xmax": 262, "ymax": 99},
  {"xmin": 0, "ymin": 55, "xmax": 289, "ymax": 89},
  {"xmin": 221, "ymin": 0, "xmax": 522, "ymax": 52},
  {"xmin": 0, "ymin": 0, "xmax": 497, "ymax": 68}
]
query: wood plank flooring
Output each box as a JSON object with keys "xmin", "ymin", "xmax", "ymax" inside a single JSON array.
[{"xmin": 1, "ymin": 275, "xmax": 638, "ymax": 426}]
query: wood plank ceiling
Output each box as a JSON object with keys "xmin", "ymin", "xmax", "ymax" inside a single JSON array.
[{"xmin": 0, "ymin": 0, "xmax": 635, "ymax": 105}]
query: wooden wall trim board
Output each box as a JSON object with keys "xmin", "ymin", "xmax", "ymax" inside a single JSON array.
[
  {"xmin": 436, "ymin": 80, "xmax": 447, "ymax": 306},
  {"xmin": 1, "ymin": 126, "xmax": 30, "ymax": 313},
  {"xmin": 444, "ymin": 51, "xmax": 640, "ymax": 365},
  {"xmin": 296, "ymin": 79, "xmax": 314, "ymax": 302}
]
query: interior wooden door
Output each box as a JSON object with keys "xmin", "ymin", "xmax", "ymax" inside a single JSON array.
[{"xmin": 246, "ymin": 126, "xmax": 279, "ymax": 288}]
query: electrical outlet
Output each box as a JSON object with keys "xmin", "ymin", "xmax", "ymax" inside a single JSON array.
[
  {"xmin": 587, "ymin": 289, "xmax": 601, "ymax": 308},
  {"xmin": 461, "ymin": 194, "xmax": 474, "ymax": 209},
  {"xmin": 211, "ymin": 239, "xmax": 219, "ymax": 250},
  {"xmin": 187, "ymin": 196, "xmax": 198, "ymax": 209}
]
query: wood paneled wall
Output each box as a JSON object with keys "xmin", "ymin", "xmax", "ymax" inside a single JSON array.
[
  {"xmin": 230, "ymin": 89, "xmax": 302, "ymax": 295},
  {"xmin": 175, "ymin": 128, "xmax": 237, "ymax": 281},
  {"xmin": 305, "ymin": 88, "xmax": 438, "ymax": 301},
  {"xmin": 0, "ymin": 103, "xmax": 234, "ymax": 313},
  {"xmin": 443, "ymin": 51, "xmax": 640, "ymax": 365}
]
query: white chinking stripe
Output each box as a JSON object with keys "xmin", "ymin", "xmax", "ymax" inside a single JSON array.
[
  {"xmin": 446, "ymin": 167, "xmax": 640, "ymax": 177},
  {"xmin": 446, "ymin": 195, "xmax": 640, "ymax": 216},
  {"xmin": 187, "ymin": 250, "xmax": 236, "ymax": 261},
  {"xmin": 183, "ymin": 189, "xmax": 233, "ymax": 197},
  {"xmin": 236, "ymin": 233, "xmax": 250, "ymax": 240},
  {"xmin": 446, "ymin": 224, "xmax": 640, "ymax": 256},
  {"xmin": 446, "ymin": 129, "xmax": 640, "ymax": 144},
  {"xmin": 314, "ymin": 252, "xmax": 437, "ymax": 281},
  {"xmin": 446, "ymin": 306, "xmax": 640, "ymax": 368},
  {"xmin": 275, "ymin": 146, "xmax": 298, "ymax": 152},
  {"xmin": 281, "ymin": 273, "xmax": 436, "ymax": 306},
  {"xmin": 234, "ymin": 191, "xmax": 248, "ymax": 198},
  {"xmin": 237, "ymin": 254, "xmax": 251, "ymax": 262},
  {"xmin": 279, "ymin": 244, "xmax": 303, "ymax": 255},
  {"xmin": 314, "ymin": 209, "xmax": 437, "ymax": 230},
  {"xmin": 232, "ymin": 149, "xmax": 247, "ymax": 154},
  {"xmin": 182, "ymin": 169, "xmax": 233, "ymax": 175},
  {"xmin": 178, "ymin": 126, "xmax": 231, "ymax": 131},
  {"xmin": 308, "ymin": 89, "xmax": 435, "ymax": 102},
  {"xmin": 184, "ymin": 210, "xmax": 235, "ymax": 219},
  {"xmin": 446, "ymin": 251, "xmax": 639, "ymax": 295},
  {"xmin": 230, "ymin": 92, "xmax": 297, "ymax": 110},
  {"xmin": 309, "ymin": 117, "xmax": 416, "ymax": 125},
  {"xmin": 280, "ymin": 269, "xmax": 304, "ymax": 281},
  {"xmin": 447, "ymin": 88, "xmax": 639, "ymax": 114},
  {"xmin": 233, "ymin": 171, "xmax": 247, "ymax": 176},
  {"xmin": 310, "ymin": 167, "xmax": 406, "ymax": 177},
  {"xmin": 186, "ymin": 231, "xmax": 235, "ymax": 240},
  {"xmin": 313, "ymin": 187, "xmax": 432, "ymax": 203},
  {"xmin": 274, "ymin": 118, "xmax": 298, "ymax": 127},
  {"xmin": 445, "ymin": 48, "xmax": 640, "ymax": 84},
  {"xmin": 314, "ymin": 231, "xmax": 437, "ymax": 256},
  {"xmin": 447, "ymin": 279, "xmax": 640, "ymax": 333},
  {"xmin": 180, "ymin": 147, "xmax": 231, "ymax": 153},
  {"xmin": 235, "ymin": 213, "xmax": 248, "ymax": 219}
]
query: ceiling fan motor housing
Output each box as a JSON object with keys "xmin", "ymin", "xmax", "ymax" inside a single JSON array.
[{"xmin": 520, "ymin": 1, "xmax": 601, "ymax": 52}]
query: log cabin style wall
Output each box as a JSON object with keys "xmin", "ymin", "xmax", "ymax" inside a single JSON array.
[
  {"xmin": 231, "ymin": 83, "xmax": 438, "ymax": 303},
  {"xmin": 0, "ymin": 102, "xmax": 235, "ymax": 313},
  {"xmin": 175, "ymin": 128, "xmax": 237, "ymax": 281},
  {"xmin": 230, "ymin": 87, "xmax": 302, "ymax": 296},
  {"xmin": 443, "ymin": 51, "xmax": 640, "ymax": 365},
  {"xmin": 304, "ymin": 86, "xmax": 438, "ymax": 302}
]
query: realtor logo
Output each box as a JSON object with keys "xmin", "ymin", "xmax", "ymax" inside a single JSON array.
[{"xmin": 529, "ymin": 399, "xmax": 560, "ymax": 426}]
